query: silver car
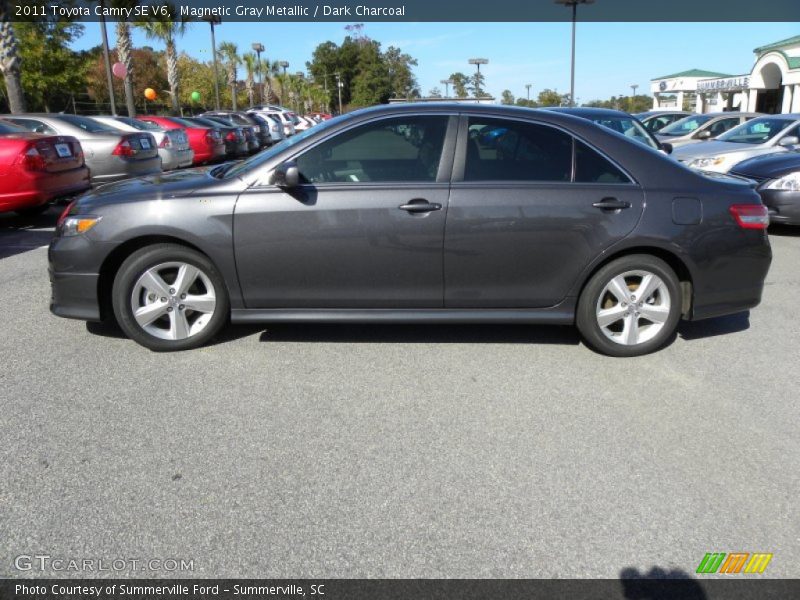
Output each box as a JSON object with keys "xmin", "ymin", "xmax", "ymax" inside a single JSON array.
[
  {"xmin": 3, "ymin": 113, "xmax": 162, "ymax": 184},
  {"xmin": 91, "ymin": 115, "xmax": 194, "ymax": 170},
  {"xmin": 673, "ymin": 114, "xmax": 800, "ymax": 173},
  {"xmin": 656, "ymin": 112, "xmax": 761, "ymax": 148}
]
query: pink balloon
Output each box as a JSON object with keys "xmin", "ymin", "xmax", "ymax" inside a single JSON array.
[{"xmin": 112, "ymin": 62, "xmax": 127, "ymax": 79}]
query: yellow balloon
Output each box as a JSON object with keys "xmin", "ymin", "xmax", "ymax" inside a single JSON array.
[{"xmin": 144, "ymin": 88, "xmax": 157, "ymax": 101}]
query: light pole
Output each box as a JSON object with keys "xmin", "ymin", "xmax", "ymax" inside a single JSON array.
[
  {"xmin": 555, "ymin": 0, "xmax": 594, "ymax": 107},
  {"xmin": 440, "ymin": 79, "xmax": 453, "ymax": 98},
  {"xmin": 630, "ymin": 83, "xmax": 638, "ymax": 111},
  {"xmin": 98, "ymin": 2, "xmax": 117, "ymax": 116},
  {"xmin": 335, "ymin": 72, "xmax": 343, "ymax": 114},
  {"xmin": 525, "ymin": 83, "xmax": 532, "ymax": 101},
  {"xmin": 278, "ymin": 61, "xmax": 289, "ymax": 106},
  {"xmin": 203, "ymin": 15, "xmax": 222, "ymax": 111},
  {"xmin": 468, "ymin": 58, "xmax": 488, "ymax": 98},
  {"xmin": 252, "ymin": 42, "xmax": 265, "ymax": 106}
]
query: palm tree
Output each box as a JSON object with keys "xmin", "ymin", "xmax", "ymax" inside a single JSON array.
[
  {"xmin": 137, "ymin": 14, "xmax": 187, "ymax": 115},
  {"xmin": 115, "ymin": 21, "xmax": 136, "ymax": 116},
  {"xmin": 217, "ymin": 41, "xmax": 240, "ymax": 111},
  {"xmin": 241, "ymin": 52, "xmax": 257, "ymax": 107},
  {"xmin": 111, "ymin": 0, "xmax": 139, "ymax": 117},
  {"xmin": 262, "ymin": 59, "xmax": 281, "ymax": 104},
  {"xmin": 0, "ymin": 0, "xmax": 26, "ymax": 113}
]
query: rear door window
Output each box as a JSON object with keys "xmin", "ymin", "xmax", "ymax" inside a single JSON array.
[{"xmin": 464, "ymin": 117, "xmax": 572, "ymax": 182}]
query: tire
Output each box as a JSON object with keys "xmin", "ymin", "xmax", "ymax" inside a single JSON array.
[
  {"xmin": 576, "ymin": 254, "xmax": 682, "ymax": 357},
  {"xmin": 112, "ymin": 244, "xmax": 229, "ymax": 351}
]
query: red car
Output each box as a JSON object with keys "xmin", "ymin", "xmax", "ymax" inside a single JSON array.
[
  {"xmin": 0, "ymin": 119, "xmax": 90, "ymax": 215},
  {"xmin": 137, "ymin": 115, "xmax": 225, "ymax": 165}
]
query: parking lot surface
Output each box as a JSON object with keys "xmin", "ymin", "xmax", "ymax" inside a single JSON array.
[{"xmin": 1, "ymin": 207, "xmax": 798, "ymax": 578}]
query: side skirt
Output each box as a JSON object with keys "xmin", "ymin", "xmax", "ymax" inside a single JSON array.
[{"xmin": 231, "ymin": 303, "xmax": 576, "ymax": 325}]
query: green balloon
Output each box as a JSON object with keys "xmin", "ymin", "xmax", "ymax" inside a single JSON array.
[{"xmin": 191, "ymin": 91, "xmax": 201, "ymax": 102}]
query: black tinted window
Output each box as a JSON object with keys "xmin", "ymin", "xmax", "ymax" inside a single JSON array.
[
  {"xmin": 296, "ymin": 116, "xmax": 448, "ymax": 184},
  {"xmin": 574, "ymin": 141, "xmax": 630, "ymax": 184},
  {"xmin": 6, "ymin": 118, "xmax": 55, "ymax": 134},
  {"xmin": 465, "ymin": 118, "xmax": 572, "ymax": 182}
]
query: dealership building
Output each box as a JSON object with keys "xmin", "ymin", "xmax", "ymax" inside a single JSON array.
[{"xmin": 650, "ymin": 35, "xmax": 800, "ymax": 114}]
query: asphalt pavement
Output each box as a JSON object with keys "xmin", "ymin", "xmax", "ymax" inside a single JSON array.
[{"xmin": 1, "ymin": 206, "xmax": 798, "ymax": 579}]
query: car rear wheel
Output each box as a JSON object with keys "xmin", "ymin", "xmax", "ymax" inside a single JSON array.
[
  {"xmin": 112, "ymin": 244, "xmax": 229, "ymax": 351},
  {"xmin": 576, "ymin": 255, "xmax": 682, "ymax": 357}
]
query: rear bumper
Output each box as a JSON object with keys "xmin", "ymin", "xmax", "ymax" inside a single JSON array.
[
  {"xmin": 49, "ymin": 269, "xmax": 102, "ymax": 321},
  {"xmin": 192, "ymin": 145, "xmax": 226, "ymax": 165},
  {"xmin": 159, "ymin": 147, "xmax": 194, "ymax": 170},
  {"xmin": 0, "ymin": 168, "xmax": 90, "ymax": 212},
  {"xmin": 689, "ymin": 233, "xmax": 772, "ymax": 321},
  {"xmin": 759, "ymin": 189, "xmax": 800, "ymax": 225},
  {"xmin": 88, "ymin": 156, "xmax": 162, "ymax": 184}
]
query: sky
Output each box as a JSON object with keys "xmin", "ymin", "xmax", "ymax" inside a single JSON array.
[{"xmin": 70, "ymin": 21, "xmax": 800, "ymax": 102}]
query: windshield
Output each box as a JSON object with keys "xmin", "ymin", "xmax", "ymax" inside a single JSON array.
[
  {"xmin": 0, "ymin": 119, "xmax": 28, "ymax": 134},
  {"xmin": 591, "ymin": 117, "xmax": 659, "ymax": 149},
  {"xmin": 55, "ymin": 114, "xmax": 119, "ymax": 133},
  {"xmin": 659, "ymin": 114, "xmax": 715, "ymax": 136},
  {"xmin": 222, "ymin": 113, "xmax": 354, "ymax": 180},
  {"xmin": 717, "ymin": 117, "xmax": 794, "ymax": 144}
]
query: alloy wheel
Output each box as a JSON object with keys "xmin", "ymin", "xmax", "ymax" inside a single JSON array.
[{"xmin": 595, "ymin": 270, "xmax": 671, "ymax": 346}]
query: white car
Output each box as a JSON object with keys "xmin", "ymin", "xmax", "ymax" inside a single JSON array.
[
  {"xmin": 91, "ymin": 115, "xmax": 193, "ymax": 170},
  {"xmin": 248, "ymin": 107, "xmax": 296, "ymax": 137},
  {"xmin": 673, "ymin": 114, "xmax": 800, "ymax": 173}
]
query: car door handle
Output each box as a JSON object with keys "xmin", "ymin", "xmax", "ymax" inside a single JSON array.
[
  {"xmin": 398, "ymin": 200, "xmax": 442, "ymax": 213},
  {"xmin": 592, "ymin": 198, "xmax": 631, "ymax": 211}
]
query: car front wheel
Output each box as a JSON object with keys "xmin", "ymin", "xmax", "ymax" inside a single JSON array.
[
  {"xmin": 112, "ymin": 244, "xmax": 229, "ymax": 351},
  {"xmin": 576, "ymin": 254, "xmax": 682, "ymax": 357}
]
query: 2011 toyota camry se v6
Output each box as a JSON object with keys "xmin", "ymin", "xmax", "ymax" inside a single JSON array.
[{"xmin": 49, "ymin": 104, "xmax": 772, "ymax": 357}]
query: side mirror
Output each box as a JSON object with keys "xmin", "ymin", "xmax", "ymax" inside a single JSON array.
[
  {"xmin": 695, "ymin": 130, "xmax": 712, "ymax": 140},
  {"xmin": 778, "ymin": 136, "xmax": 799, "ymax": 147},
  {"xmin": 660, "ymin": 142, "xmax": 673, "ymax": 155},
  {"xmin": 271, "ymin": 161, "xmax": 300, "ymax": 188}
]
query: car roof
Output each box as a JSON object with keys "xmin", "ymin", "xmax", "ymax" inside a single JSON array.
[{"xmin": 543, "ymin": 106, "xmax": 638, "ymax": 119}]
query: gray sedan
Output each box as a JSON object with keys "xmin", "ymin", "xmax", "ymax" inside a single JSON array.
[
  {"xmin": 673, "ymin": 114, "xmax": 800, "ymax": 173},
  {"xmin": 656, "ymin": 112, "xmax": 761, "ymax": 148},
  {"xmin": 91, "ymin": 115, "xmax": 194, "ymax": 170},
  {"xmin": 49, "ymin": 104, "xmax": 772, "ymax": 357},
  {"xmin": 2, "ymin": 113, "xmax": 161, "ymax": 184}
]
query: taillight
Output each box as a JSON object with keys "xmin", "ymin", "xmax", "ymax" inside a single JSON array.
[
  {"xmin": 730, "ymin": 204, "xmax": 769, "ymax": 230},
  {"xmin": 204, "ymin": 130, "xmax": 219, "ymax": 146},
  {"xmin": 17, "ymin": 144, "xmax": 47, "ymax": 171},
  {"xmin": 225, "ymin": 131, "xmax": 237, "ymax": 142},
  {"xmin": 112, "ymin": 137, "xmax": 135, "ymax": 157},
  {"xmin": 57, "ymin": 200, "xmax": 76, "ymax": 227},
  {"xmin": 159, "ymin": 135, "xmax": 172, "ymax": 148}
]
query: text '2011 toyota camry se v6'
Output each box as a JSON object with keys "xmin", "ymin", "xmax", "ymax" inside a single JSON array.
[{"xmin": 49, "ymin": 104, "xmax": 772, "ymax": 357}]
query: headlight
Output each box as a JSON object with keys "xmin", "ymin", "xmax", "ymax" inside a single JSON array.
[
  {"xmin": 58, "ymin": 216, "xmax": 101, "ymax": 237},
  {"xmin": 764, "ymin": 171, "xmax": 800, "ymax": 191},
  {"xmin": 689, "ymin": 156, "xmax": 728, "ymax": 169}
]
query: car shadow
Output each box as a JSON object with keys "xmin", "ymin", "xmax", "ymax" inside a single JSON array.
[
  {"xmin": 0, "ymin": 206, "xmax": 60, "ymax": 260},
  {"xmin": 677, "ymin": 311, "xmax": 750, "ymax": 341},
  {"xmin": 86, "ymin": 320, "xmax": 266, "ymax": 347},
  {"xmin": 620, "ymin": 567, "xmax": 707, "ymax": 599},
  {"xmin": 769, "ymin": 224, "xmax": 800, "ymax": 237},
  {"xmin": 255, "ymin": 322, "xmax": 582, "ymax": 345}
]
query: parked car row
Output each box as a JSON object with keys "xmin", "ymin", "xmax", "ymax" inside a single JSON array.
[{"xmin": 0, "ymin": 106, "xmax": 325, "ymax": 215}]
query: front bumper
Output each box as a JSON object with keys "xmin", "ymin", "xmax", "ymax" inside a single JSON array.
[
  {"xmin": 759, "ymin": 189, "xmax": 800, "ymax": 225},
  {"xmin": 49, "ymin": 269, "xmax": 102, "ymax": 321}
]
